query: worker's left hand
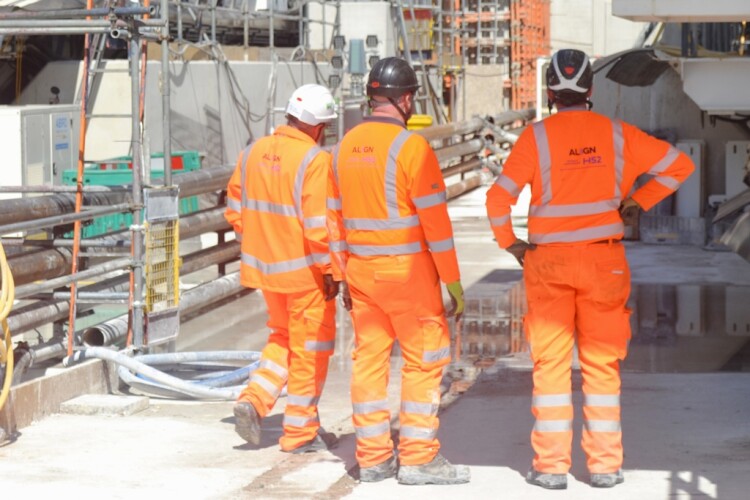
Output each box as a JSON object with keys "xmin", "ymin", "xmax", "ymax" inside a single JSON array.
[
  {"xmin": 446, "ymin": 280, "xmax": 465, "ymax": 322},
  {"xmin": 322, "ymin": 274, "xmax": 339, "ymax": 301},
  {"xmin": 506, "ymin": 238, "xmax": 536, "ymax": 267},
  {"xmin": 340, "ymin": 281, "xmax": 353, "ymax": 311}
]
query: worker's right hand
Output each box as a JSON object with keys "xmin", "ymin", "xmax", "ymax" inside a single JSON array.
[
  {"xmin": 506, "ymin": 238, "xmax": 535, "ymax": 267},
  {"xmin": 446, "ymin": 280, "xmax": 465, "ymax": 322},
  {"xmin": 322, "ymin": 274, "xmax": 339, "ymax": 301},
  {"xmin": 619, "ymin": 197, "xmax": 641, "ymax": 225},
  {"xmin": 340, "ymin": 281, "xmax": 352, "ymax": 311}
]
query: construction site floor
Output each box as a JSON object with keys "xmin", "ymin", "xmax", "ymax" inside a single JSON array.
[{"xmin": 2, "ymin": 186, "xmax": 750, "ymax": 499}]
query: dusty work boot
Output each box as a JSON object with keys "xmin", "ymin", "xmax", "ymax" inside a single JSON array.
[
  {"xmin": 285, "ymin": 430, "xmax": 339, "ymax": 454},
  {"xmin": 359, "ymin": 456, "xmax": 398, "ymax": 483},
  {"xmin": 526, "ymin": 469, "xmax": 568, "ymax": 490},
  {"xmin": 233, "ymin": 402, "xmax": 261, "ymax": 445},
  {"xmin": 590, "ymin": 469, "xmax": 624, "ymax": 488},
  {"xmin": 397, "ymin": 454, "xmax": 470, "ymax": 485}
]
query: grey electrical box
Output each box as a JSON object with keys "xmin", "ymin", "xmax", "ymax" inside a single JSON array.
[{"xmin": 0, "ymin": 104, "xmax": 80, "ymax": 200}]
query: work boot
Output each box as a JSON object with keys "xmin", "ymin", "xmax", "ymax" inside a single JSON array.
[
  {"xmin": 526, "ymin": 469, "xmax": 568, "ymax": 490},
  {"xmin": 285, "ymin": 431, "xmax": 339, "ymax": 454},
  {"xmin": 359, "ymin": 456, "xmax": 398, "ymax": 483},
  {"xmin": 233, "ymin": 402, "xmax": 261, "ymax": 445},
  {"xmin": 590, "ymin": 469, "xmax": 624, "ymax": 488},
  {"xmin": 397, "ymin": 453, "xmax": 470, "ymax": 485}
]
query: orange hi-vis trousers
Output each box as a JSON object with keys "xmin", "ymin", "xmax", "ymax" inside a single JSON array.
[
  {"xmin": 348, "ymin": 252, "xmax": 452, "ymax": 468},
  {"xmin": 237, "ymin": 287, "xmax": 336, "ymax": 451},
  {"xmin": 524, "ymin": 241, "xmax": 631, "ymax": 474}
]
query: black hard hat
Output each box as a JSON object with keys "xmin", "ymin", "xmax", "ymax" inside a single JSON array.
[
  {"xmin": 546, "ymin": 49, "xmax": 593, "ymax": 95},
  {"xmin": 366, "ymin": 57, "xmax": 420, "ymax": 98}
]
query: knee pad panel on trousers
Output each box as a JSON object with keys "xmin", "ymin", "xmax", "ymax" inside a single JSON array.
[{"xmin": 417, "ymin": 315, "xmax": 451, "ymax": 370}]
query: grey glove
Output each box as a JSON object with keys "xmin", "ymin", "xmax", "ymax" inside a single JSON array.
[{"xmin": 506, "ymin": 238, "xmax": 536, "ymax": 267}]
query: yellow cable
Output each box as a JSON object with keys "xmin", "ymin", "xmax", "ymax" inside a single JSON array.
[{"xmin": 0, "ymin": 241, "xmax": 15, "ymax": 410}]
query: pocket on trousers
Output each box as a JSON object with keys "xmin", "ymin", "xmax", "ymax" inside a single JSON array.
[
  {"xmin": 593, "ymin": 258, "xmax": 630, "ymax": 305},
  {"xmin": 418, "ymin": 315, "xmax": 451, "ymax": 369},
  {"xmin": 303, "ymin": 307, "xmax": 336, "ymax": 357},
  {"xmin": 374, "ymin": 269, "xmax": 411, "ymax": 283}
]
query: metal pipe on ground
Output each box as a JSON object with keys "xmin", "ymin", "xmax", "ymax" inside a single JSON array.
[
  {"xmin": 446, "ymin": 174, "xmax": 485, "ymax": 200},
  {"xmin": 441, "ymin": 158, "xmax": 484, "ymax": 178},
  {"xmin": 81, "ymin": 272, "xmax": 244, "ymax": 347},
  {"xmin": 7, "ymin": 241, "xmax": 240, "ymax": 336},
  {"xmin": 434, "ymin": 138, "xmax": 484, "ymax": 165},
  {"xmin": 416, "ymin": 117, "xmax": 486, "ymax": 142}
]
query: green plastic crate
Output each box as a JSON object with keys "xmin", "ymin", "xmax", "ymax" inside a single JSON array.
[{"xmin": 62, "ymin": 151, "xmax": 201, "ymax": 238}]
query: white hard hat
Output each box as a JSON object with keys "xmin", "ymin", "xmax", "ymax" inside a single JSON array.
[{"xmin": 285, "ymin": 84, "xmax": 337, "ymax": 126}]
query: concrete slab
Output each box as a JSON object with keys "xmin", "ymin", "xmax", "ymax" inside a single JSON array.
[{"xmin": 59, "ymin": 394, "xmax": 149, "ymax": 416}]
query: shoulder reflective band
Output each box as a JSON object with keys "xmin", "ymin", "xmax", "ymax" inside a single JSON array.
[
  {"xmin": 332, "ymin": 145, "xmax": 340, "ymax": 182},
  {"xmin": 613, "ymin": 120, "xmax": 624, "ymax": 199},
  {"xmin": 293, "ymin": 145, "xmax": 323, "ymax": 220},
  {"xmin": 239, "ymin": 142, "xmax": 255, "ymax": 204},
  {"xmin": 532, "ymin": 122, "xmax": 552, "ymax": 204},
  {"xmin": 386, "ymin": 130, "xmax": 413, "ymax": 218}
]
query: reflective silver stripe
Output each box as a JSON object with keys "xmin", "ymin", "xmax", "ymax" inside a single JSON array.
[
  {"xmin": 428, "ymin": 237, "xmax": 454, "ymax": 253},
  {"xmin": 584, "ymin": 420, "xmax": 622, "ymax": 432},
  {"xmin": 584, "ymin": 394, "xmax": 620, "ymax": 407},
  {"xmin": 227, "ymin": 197, "xmax": 241, "ymax": 212},
  {"xmin": 494, "ymin": 174, "xmax": 521, "ymax": 197},
  {"xmin": 349, "ymin": 242, "xmax": 423, "ymax": 256},
  {"xmin": 386, "ymin": 130, "xmax": 413, "ymax": 218},
  {"xmin": 250, "ymin": 373, "xmax": 280, "ymax": 398},
  {"xmin": 655, "ymin": 175, "xmax": 681, "ymax": 190},
  {"xmin": 649, "ymin": 146, "xmax": 680, "ymax": 175},
  {"xmin": 401, "ymin": 401, "xmax": 439, "ymax": 416},
  {"xmin": 613, "ymin": 120, "xmax": 625, "ymax": 199},
  {"xmin": 490, "ymin": 215, "xmax": 510, "ymax": 226},
  {"xmin": 529, "ymin": 199, "xmax": 620, "ymax": 218},
  {"xmin": 239, "ymin": 143, "xmax": 254, "ymax": 209},
  {"xmin": 293, "ymin": 145, "xmax": 323, "ymax": 219},
  {"xmin": 304, "ymin": 216, "xmax": 326, "ymax": 229},
  {"xmin": 332, "ymin": 145, "xmax": 340, "ymax": 183},
  {"xmin": 327, "ymin": 197, "xmax": 342, "ymax": 210},
  {"xmin": 534, "ymin": 419, "xmax": 572, "ymax": 432},
  {"xmin": 532, "ymin": 122, "xmax": 552, "ymax": 204},
  {"xmin": 529, "ymin": 222, "xmax": 624, "ymax": 244},
  {"xmin": 287, "ymin": 394, "xmax": 320, "ymax": 407},
  {"xmin": 413, "ymin": 191, "xmax": 447, "ymax": 209},
  {"xmin": 343, "ymin": 215, "xmax": 420, "ymax": 230},
  {"xmin": 283, "ymin": 414, "xmax": 319, "ymax": 427},
  {"xmin": 330, "ymin": 240, "xmax": 349, "ymax": 252},
  {"xmin": 311, "ymin": 252, "xmax": 330, "ymax": 265},
  {"xmin": 532, "ymin": 394, "xmax": 573, "ymax": 408},
  {"xmin": 355, "ymin": 421, "xmax": 390, "ymax": 439},
  {"xmin": 400, "ymin": 425, "xmax": 437, "ymax": 440},
  {"xmin": 259, "ymin": 359, "xmax": 288, "ymax": 379},
  {"xmin": 244, "ymin": 199, "xmax": 297, "ymax": 217},
  {"xmin": 241, "ymin": 252, "xmax": 315, "ymax": 274},
  {"xmin": 305, "ymin": 339, "xmax": 335, "ymax": 352},
  {"xmin": 353, "ymin": 399, "xmax": 389, "ymax": 415},
  {"xmin": 423, "ymin": 346, "xmax": 450, "ymax": 363}
]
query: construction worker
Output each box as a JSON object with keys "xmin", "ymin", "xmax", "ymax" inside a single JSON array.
[
  {"xmin": 487, "ymin": 49, "xmax": 695, "ymax": 490},
  {"xmin": 328, "ymin": 57, "xmax": 470, "ymax": 485},
  {"xmin": 224, "ymin": 84, "xmax": 341, "ymax": 453}
]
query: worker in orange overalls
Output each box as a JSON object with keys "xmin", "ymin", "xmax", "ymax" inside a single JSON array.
[
  {"xmin": 328, "ymin": 57, "xmax": 470, "ymax": 485},
  {"xmin": 487, "ymin": 49, "xmax": 695, "ymax": 490},
  {"xmin": 224, "ymin": 84, "xmax": 341, "ymax": 453}
]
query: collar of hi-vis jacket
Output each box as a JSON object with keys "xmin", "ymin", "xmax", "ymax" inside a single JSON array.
[
  {"xmin": 273, "ymin": 124, "xmax": 317, "ymax": 144},
  {"xmin": 363, "ymin": 115, "xmax": 406, "ymax": 128},
  {"xmin": 556, "ymin": 104, "xmax": 589, "ymax": 113}
]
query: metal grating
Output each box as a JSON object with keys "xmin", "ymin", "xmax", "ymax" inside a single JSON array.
[{"xmin": 144, "ymin": 219, "xmax": 180, "ymax": 313}]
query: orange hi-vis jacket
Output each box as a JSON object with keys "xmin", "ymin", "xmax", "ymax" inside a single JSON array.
[
  {"xmin": 225, "ymin": 125, "xmax": 339, "ymax": 293},
  {"xmin": 329, "ymin": 116, "xmax": 460, "ymax": 284},
  {"xmin": 486, "ymin": 107, "xmax": 695, "ymax": 247}
]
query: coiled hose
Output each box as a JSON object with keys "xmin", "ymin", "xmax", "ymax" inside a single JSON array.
[{"xmin": 0, "ymin": 242, "xmax": 15, "ymax": 411}]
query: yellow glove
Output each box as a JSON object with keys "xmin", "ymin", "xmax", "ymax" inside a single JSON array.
[{"xmin": 446, "ymin": 281, "xmax": 464, "ymax": 322}]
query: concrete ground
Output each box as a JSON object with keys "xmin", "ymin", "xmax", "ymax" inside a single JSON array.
[{"xmin": 1, "ymin": 185, "xmax": 750, "ymax": 499}]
